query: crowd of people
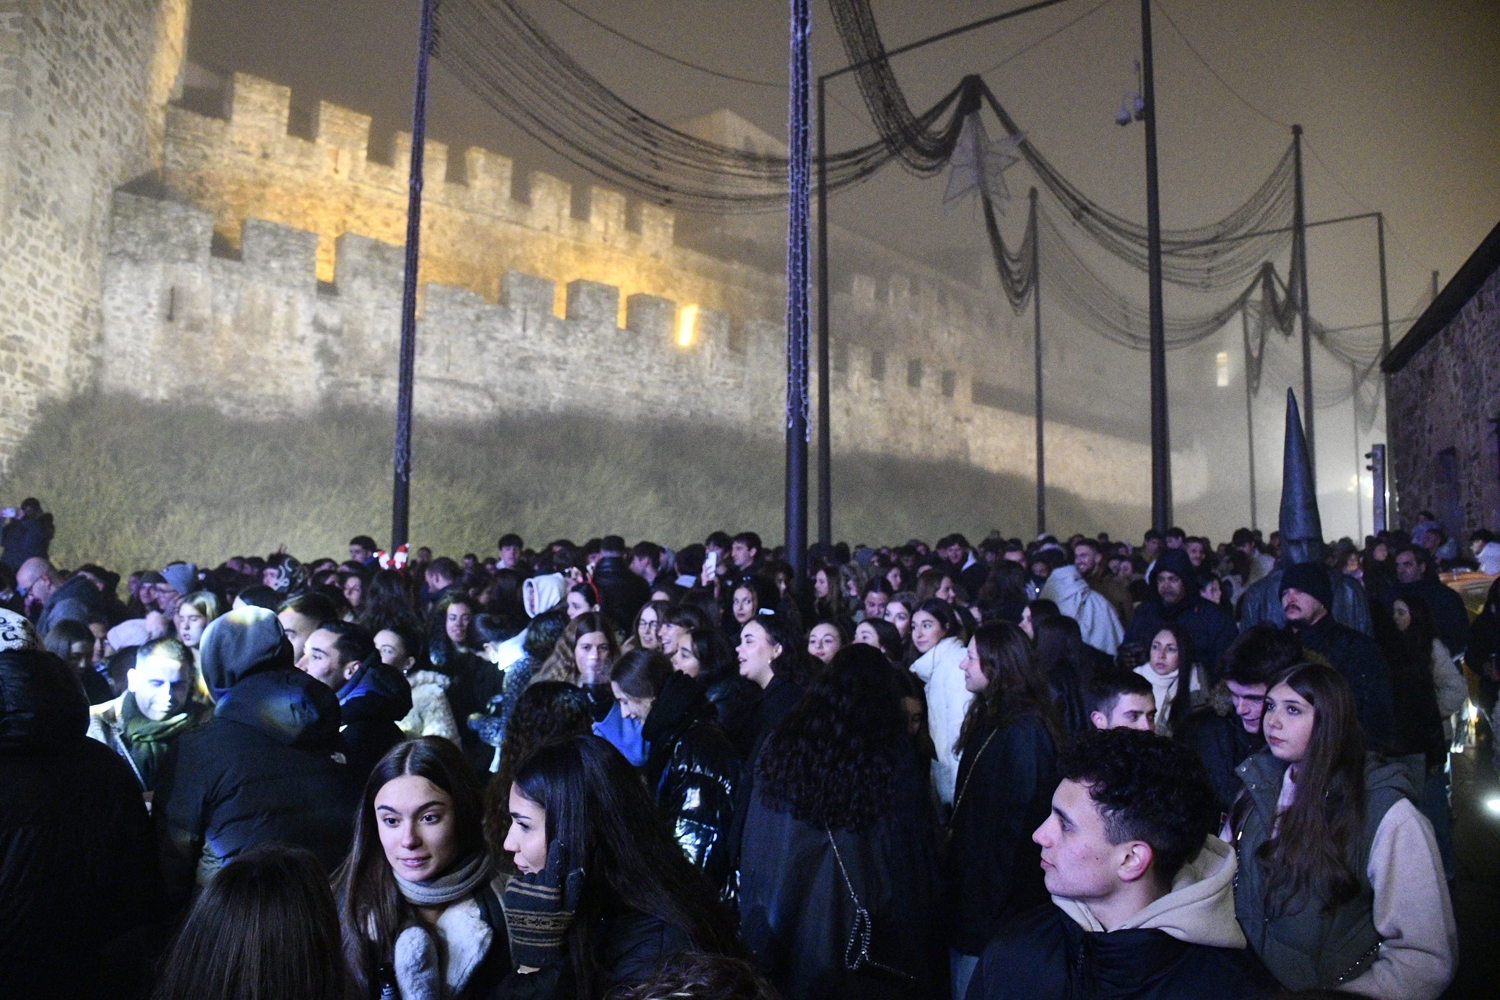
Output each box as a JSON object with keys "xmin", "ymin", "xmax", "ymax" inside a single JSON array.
[{"xmin": 2, "ymin": 489, "xmax": 1494, "ymax": 1000}]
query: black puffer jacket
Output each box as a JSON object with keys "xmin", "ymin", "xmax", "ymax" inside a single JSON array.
[
  {"xmin": 943, "ymin": 713, "xmax": 1058, "ymax": 956},
  {"xmin": 703, "ymin": 672, "xmax": 761, "ymax": 758},
  {"xmin": 154, "ymin": 609, "xmax": 360, "ymax": 907},
  {"xmin": 641, "ymin": 672, "xmax": 741, "ymax": 898},
  {"xmin": 0, "ymin": 649, "xmax": 164, "ymax": 999},
  {"xmin": 337, "ymin": 657, "xmax": 413, "ymax": 781}
]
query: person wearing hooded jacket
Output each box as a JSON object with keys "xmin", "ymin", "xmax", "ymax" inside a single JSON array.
[
  {"xmin": 1122, "ymin": 549, "xmax": 1239, "ymax": 684},
  {"xmin": 153, "ymin": 606, "xmax": 361, "ymax": 908},
  {"xmin": 966, "ymin": 728, "xmax": 1276, "ymax": 1000},
  {"xmin": 1039, "ymin": 563, "xmax": 1124, "ymax": 656},
  {"xmin": 294, "ymin": 619, "xmax": 413, "ymax": 781},
  {"xmin": 0, "ymin": 608, "xmax": 165, "ymax": 1000},
  {"xmin": 908, "ymin": 599, "xmax": 971, "ymax": 808}
]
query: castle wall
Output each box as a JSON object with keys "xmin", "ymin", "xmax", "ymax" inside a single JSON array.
[
  {"xmin": 0, "ymin": 0, "xmax": 188, "ymax": 467},
  {"xmin": 101, "ymin": 191, "xmax": 1179, "ymax": 508},
  {"xmin": 1386, "ymin": 263, "xmax": 1500, "ymax": 536}
]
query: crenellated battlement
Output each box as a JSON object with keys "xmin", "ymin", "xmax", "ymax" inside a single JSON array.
[{"xmin": 97, "ymin": 190, "xmax": 1195, "ymax": 506}]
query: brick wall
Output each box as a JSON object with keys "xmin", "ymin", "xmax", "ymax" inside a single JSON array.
[{"xmin": 1386, "ymin": 264, "xmax": 1500, "ymax": 534}]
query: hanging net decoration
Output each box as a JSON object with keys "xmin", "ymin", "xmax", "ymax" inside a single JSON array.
[{"xmin": 944, "ymin": 112, "xmax": 1024, "ymax": 213}]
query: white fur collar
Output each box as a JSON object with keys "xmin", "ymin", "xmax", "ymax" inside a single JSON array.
[{"xmin": 393, "ymin": 895, "xmax": 494, "ymax": 999}]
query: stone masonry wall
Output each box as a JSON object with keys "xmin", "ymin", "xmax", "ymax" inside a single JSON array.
[
  {"xmin": 0, "ymin": 0, "xmax": 188, "ymax": 468},
  {"xmin": 1387, "ymin": 264, "xmax": 1500, "ymax": 534},
  {"xmin": 101, "ymin": 191, "xmax": 1189, "ymax": 508}
]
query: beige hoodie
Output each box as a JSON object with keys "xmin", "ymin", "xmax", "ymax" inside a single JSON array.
[{"xmin": 1053, "ymin": 835, "xmax": 1247, "ymax": 949}]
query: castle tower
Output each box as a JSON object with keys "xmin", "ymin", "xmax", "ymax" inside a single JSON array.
[{"xmin": 0, "ymin": 0, "xmax": 190, "ymax": 468}]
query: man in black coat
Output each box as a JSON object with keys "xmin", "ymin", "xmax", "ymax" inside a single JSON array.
[
  {"xmin": 296, "ymin": 619, "xmax": 412, "ymax": 780},
  {"xmin": 1388, "ymin": 545, "xmax": 1471, "ymax": 657},
  {"xmin": 966, "ymin": 729, "xmax": 1276, "ymax": 1000},
  {"xmin": 592, "ymin": 535, "xmax": 652, "ymax": 627},
  {"xmin": 1122, "ymin": 549, "xmax": 1239, "ymax": 678},
  {"xmin": 1175, "ymin": 625, "xmax": 1300, "ymax": 814},
  {"xmin": 0, "ymin": 609, "xmax": 164, "ymax": 1000},
  {"xmin": 153, "ymin": 606, "xmax": 360, "ymax": 908},
  {"xmin": 0, "ymin": 497, "xmax": 54, "ymax": 570},
  {"xmin": 1280, "ymin": 562, "xmax": 1395, "ymax": 751}
]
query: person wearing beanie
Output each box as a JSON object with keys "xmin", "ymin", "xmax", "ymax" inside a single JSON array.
[
  {"xmin": 1122, "ymin": 548, "xmax": 1239, "ymax": 682},
  {"xmin": 1280, "ymin": 563, "xmax": 1395, "ymax": 750},
  {"xmin": 152, "ymin": 607, "xmax": 361, "ymax": 909}
]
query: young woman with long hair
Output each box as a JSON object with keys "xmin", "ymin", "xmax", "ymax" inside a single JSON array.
[
  {"xmin": 914, "ymin": 568, "xmax": 957, "ymax": 607},
  {"xmin": 735, "ymin": 613, "xmax": 809, "ymax": 761},
  {"xmin": 883, "ymin": 592, "xmax": 918, "ymax": 645},
  {"xmin": 359, "ymin": 568, "xmax": 424, "ymax": 635},
  {"xmin": 1132, "ymin": 623, "xmax": 1205, "ymax": 737},
  {"xmin": 429, "ymin": 593, "xmax": 505, "ymax": 776},
  {"xmin": 533, "ymin": 612, "xmax": 620, "ymax": 691},
  {"xmin": 1231, "ymin": 662, "xmax": 1456, "ymax": 998},
  {"xmin": 151, "ymin": 844, "xmax": 346, "ymax": 1000},
  {"xmin": 673, "ymin": 625, "xmax": 760, "ymax": 756},
  {"xmin": 609, "ymin": 650, "xmax": 741, "ymax": 899},
  {"xmin": 944, "ymin": 622, "xmax": 1060, "ymax": 1000},
  {"xmin": 334, "ymin": 737, "xmax": 509, "ymax": 999},
  {"xmin": 854, "ymin": 616, "xmax": 905, "ymax": 668},
  {"xmin": 622, "ymin": 600, "xmax": 669, "ymax": 654},
  {"xmin": 738, "ymin": 644, "xmax": 940, "ymax": 999},
  {"xmin": 1031, "ymin": 614, "xmax": 1092, "ymax": 735},
  {"xmin": 499, "ymin": 734, "xmax": 742, "ymax": 1000},
  {"xmin": 907, "ymin": 598, "xmax": 970, "ymax": 808}
]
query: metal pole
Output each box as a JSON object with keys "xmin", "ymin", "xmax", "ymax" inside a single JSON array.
[
  {"xmin": 1292, "ymin": 125, "xmax": 1315, "ymax": 488},
  {"xmin": 816, "ymin": 77, "xmax": 832, "ymax": 548},
  {"xmin": 1352, "ymin": 360, "xmax": 1363, "ymax": 542},
  {"xmin": 391, "ymin": 0, "xmax": 437, "ymax": 552},
  {"xmin": 1376, "ymin": 213, "xmax": 1393, "ymax": 525},
  {"xmin": 1243, "ymin": 311, "xmax": 1258, "ymax": 531},
  {"xmin": 1140, "ymin": 0, "xmax": 1170, "ymax": 531},
  {"xmin": 1030, "ymin": 188, "xmax": 1045, "ymax": 536},
  {"xmin": 1368, "ymin": 443, "xmax": 1386, "ymax": 535},
  {"xmin": 784, "ymin": 0, "xmax": 811, "ymax": 578}
]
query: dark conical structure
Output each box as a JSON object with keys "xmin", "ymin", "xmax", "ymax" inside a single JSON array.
[{"xmin": 1279, "ymin": 389, "xmax": 1323, "ymax": 563}]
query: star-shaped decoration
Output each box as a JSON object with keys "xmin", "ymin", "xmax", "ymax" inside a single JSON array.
[{"xmin": 944, "ymin": 113, "xmax": 1025, "ymax": 212}]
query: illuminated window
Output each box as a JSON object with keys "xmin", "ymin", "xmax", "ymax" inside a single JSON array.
[
  {"xmin": 676, "ymin": 305, "xmax": 699, "ymax": 348},
  {"xmin": 1216, "ymin": 351, "xmax": 1230, "ymax": 387}
]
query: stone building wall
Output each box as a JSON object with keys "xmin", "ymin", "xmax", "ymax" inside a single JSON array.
[
  {"xmin": 1386, "ymin": 263, "xmax": 1500, "ymax": 535},
  {"xmin": 101, "ymin": 191, "xmax": 1190, "ymax": 507},
  {"xmin": 0, "ymin": 0, "xmax": 188, "ymax": 467}
]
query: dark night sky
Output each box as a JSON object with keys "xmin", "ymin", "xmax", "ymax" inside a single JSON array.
[{"xmin": 188, "ymin": 0, "xmax": 1500, "ymax": 342}]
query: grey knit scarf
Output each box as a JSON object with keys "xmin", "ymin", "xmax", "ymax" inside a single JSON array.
[{"xmin": 396, "ymin": 852, "xmax": 492, "ymax": 908}]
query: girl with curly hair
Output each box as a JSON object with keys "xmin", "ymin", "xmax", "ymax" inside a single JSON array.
[{"xmin": 738, "ymin": 643, "xmax": 939, "ymax": 1000}]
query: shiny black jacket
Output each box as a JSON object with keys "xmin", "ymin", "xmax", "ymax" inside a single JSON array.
[
  {"xmin": 967, "ymin": 903, "xmax": 1276, "ymax": 1000},
  {"xmin": 642, "ymin": 672, "xmax": 741, "ymax": 899},
  {"xmin": 703, "ymin": 672, "xmax": 761, "ymax": 757},
  {"xmin": 1, "ymin": 649, "xmax": 164, "ymax": 999}
]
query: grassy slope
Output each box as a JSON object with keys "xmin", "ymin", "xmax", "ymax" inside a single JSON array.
[{"xmin": 0, "ymin": 395, "xmax": 1145, "ymax": 570}]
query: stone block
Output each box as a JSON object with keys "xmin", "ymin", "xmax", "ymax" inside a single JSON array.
[
  {"xmin": 106, "ymin": 192, "xmax": 211, "ymax": 264},
  {"xmin": 626, "ymin": 294, "xmax": 675, "ymax": 340},
  {"xmin": 566, "ymin": 280, "xmax": 620, "ymax": 328},
  {"xmin": 392, "ymin": 132, "xmax": 447, "ymax": 185},
  {"xmin": 241, "ymin": 220, "xmax": 319, "ymax": 287},
  {"xmin": 227, "ymin": 73, "xmax": 290, "ymax": 138},
  {"xmin": 636, "ymin": 203, "xmax": 674, "ymax": 251},
  {"xmin": 588, "ymin": 187, "xmax": 626, "ymax": 241},
  {"xmin": 527, "ymin": 172, "xmax": 571, "ymax": 233},
  {"xmin": 333, "ymin": 233, "xmax": 405, "ymax": 289},
  {"xmin": 503, "ymin": 271, "xmax": 556, "ymax": 319},
  {"xmin": 463, "ymin": 147, "xmax": 512, "ymax": 212},
  {"xmin": 314, "ymin": 101, "xmax": 370, "ymax": 159},
  {"xmin": 851, "ymin": 273, "xmax": 877, "ymax": 303}
]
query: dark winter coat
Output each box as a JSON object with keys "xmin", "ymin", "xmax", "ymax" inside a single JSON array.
[
  {"xmin": 432, "ymin": 644, "xmax": 505, "ymax": 776},
  {"xmin": 739, "ymin": 745, "xmax": 940, "ymax": 1000},
  {"xmin": 703, "ymin": 672, "xmax": 761, "ymax": 758},
  {"xmin": 0, "ymin": 649, "xmax": 165, "ymax": 1000},
  {"xmin": 729, "ymin": 675, "xmax": 803, "ymax": 860},
  {"xmin": 0, "ymin": 510, "xmax": 54, "ymax": 569},
  {"xmin": 37, "ymin": 571, "xmax": 110, "ymax": 636},
  {"xmin": 153, "ymin": 667, "xmax": 360, "ymax": 907},
  {"xmin": 1388, "ymin": 578, "xmax": 1471, "ymax": 657},
  {"xmin": 966, "ymin": 902, "xmax": 1277, "ymax": 1000},
  {"xmin": 944, "ymin": 713, "xmax": 1058, "ymax": 956},
  {"xmin": 1175, "ymin": 703, "xmax": 1262, "ymax": 815},
  {"xmin": 1123, "ymin": 594, "xmax": 1240, "ymax": 680},
  {"xmin": 1232, "ymin": 750, "xmax": 1413, "ymax": 991},
  {"xmin": 1292, "ymin": 614, "xmax": 1395, "ymax": 751},
  {"xmin": 591, "ymin": 556, "xmax": 652, "ymax": 629},
  {"xmin": 336, "ymin": 657, "xmax": 413, "ymax": 780},
  {"xmin": 641, "ymin": 672, "xmax": 741, "ymax": 898}
]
